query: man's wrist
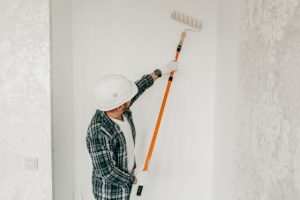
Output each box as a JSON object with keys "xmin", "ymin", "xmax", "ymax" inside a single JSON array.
[
  {"xmin": 154, "ymin": 69, "xmax": 162, "ymax": 78},
  {"xmin": 150, "ymin": 72, "xmax": 159, "ymax": 81}
]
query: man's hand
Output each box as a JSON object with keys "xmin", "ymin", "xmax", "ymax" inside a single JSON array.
[
  {"xmin": 151, "ymin": 60, "xmax": 179, "ymax": 81},
  {"xmin": 135, "ymin": 170, "xmax": 150, "ymax": 186},
  {"xmin": 159, "ymin": 60, "xmax": 179, "ymax": 75},
  {"xmin": 133, "ymin": 176, "xmax": 137, "ymax": 185}
]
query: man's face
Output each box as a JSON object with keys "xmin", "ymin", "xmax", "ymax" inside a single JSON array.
[
  {"xmin": 125, "ymin": 101, "xmax": 130, "ymax": 109},
  {"xmin": 119, "ymin": 101, "xmax": 130, "ymax": 113}
]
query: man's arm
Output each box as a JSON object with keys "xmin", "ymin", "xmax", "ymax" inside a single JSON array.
[
  {"xmin": 130, "ymin": 61, "xmax": 178, "ymax": 107},
  {"xmin": 129, "ymin": 74, "xmax": 155, "ymax": 107}
]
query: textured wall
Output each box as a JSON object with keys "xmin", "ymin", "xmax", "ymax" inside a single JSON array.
[
  {"xmin": 0, "ymin": 0, "xmax": 52, "ymax": 199},
  {"xmin": 236, "ymin": 0, "xmax": 300, "ymax": 199}
]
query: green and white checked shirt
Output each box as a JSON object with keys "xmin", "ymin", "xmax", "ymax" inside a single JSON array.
[{"xmin": 86, "ymin": 74, "xmax": 154, "ymax": 200}]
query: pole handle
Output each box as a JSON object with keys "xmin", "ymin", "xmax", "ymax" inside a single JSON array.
[
  {"xmin": 136, "ymin": 185, "xmax": 143, "ymax": 196},
  {"xmin": 137, "ymin": 31, "xmax": 186, "ymax": 197}
]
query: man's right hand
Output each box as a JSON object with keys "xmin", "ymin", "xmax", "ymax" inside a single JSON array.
[
  {"xmin": 133, "ymin": 176, "xmax": 137, "ymax": 185},
  {"xmin": 159, "ymin": 60, "xmax": 179, "ymax": 75},
  {"xmin": 135, "ymin": 170, "xmax": 150, "ymax": 186}
]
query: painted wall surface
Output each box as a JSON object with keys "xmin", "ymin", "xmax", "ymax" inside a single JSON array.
[
  {"xmin": 50, "ymin": 0, "xmax": 74, "ymax": 199},
  {"xmin": 72, "ymin": 0, "xmax": 217, "ymax": 199},
  {"xmin": 212, "ymin": 0, "xmax": 240, "ymax": 199},
  {"xmin": 235, "ymin": 0, "xmax": 300, "ymax": 200},
  {"xmin": 0, "ymin": 0, "xmax": 52, "ymax": 199}
]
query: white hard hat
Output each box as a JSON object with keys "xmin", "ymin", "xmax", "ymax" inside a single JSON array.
[{"xmin": 93, "ymin": 74, "xmax": 138, "ymax": 111}]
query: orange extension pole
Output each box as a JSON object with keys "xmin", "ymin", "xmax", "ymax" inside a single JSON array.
[{"xmin": 137, "ymin": 31, "xmax": 187, "ymax": 196}]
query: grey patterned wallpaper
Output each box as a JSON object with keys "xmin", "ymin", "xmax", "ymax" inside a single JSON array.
[
  {"xmin": 0, "ymin": 0, "xmax": 52, "ymax": 199},
  {"xmin": 236, "ymin": 0, "xmax": 300, "ymax": 199}
]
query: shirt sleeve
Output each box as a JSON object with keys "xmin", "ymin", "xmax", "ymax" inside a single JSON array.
[
  {"xmin": 130, "ymin": 74, "xmax": 154, "ymax": 106},
  {"xmin": 86, "ymin": 132, "xmax": 134, "ymax": 188}
]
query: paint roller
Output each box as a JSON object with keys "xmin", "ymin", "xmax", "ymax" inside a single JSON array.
[{"xmin": 136, "ymin": 10, "xmax": 202, "ymax": 196}]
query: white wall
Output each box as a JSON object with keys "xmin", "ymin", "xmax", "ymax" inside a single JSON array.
[
  {"xmin": 72, "ymin": 0, "xmax": 217, "ymax": 199},
  {"xmin": 50, "ymin": 0, "xmax": 74, "ymax": 199},
  {"xmin": 212, "ymin": 0, "xmax": 240, "ymax": 199},
  {"xmin": 0, "ymin": 0, "xmax": 52, "ymax": 199}
]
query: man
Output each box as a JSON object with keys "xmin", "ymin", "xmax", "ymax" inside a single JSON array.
[{"xmin": 86, "ymin": 61, "xmax": 179, "ymax": 200}]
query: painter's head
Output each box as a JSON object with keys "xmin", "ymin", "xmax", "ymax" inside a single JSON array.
[{"xmin": 93, "ymin": 74, "xmax": 137, "ymax": 112}]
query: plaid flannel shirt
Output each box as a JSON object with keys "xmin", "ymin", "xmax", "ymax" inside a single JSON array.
[{"xmin": 86, "ymin": 74, "xmax": 154, "ymax": 200}]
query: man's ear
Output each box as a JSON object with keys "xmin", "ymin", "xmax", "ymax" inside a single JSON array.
[
  {"xmin": 118, "ymin": 103, "xmax": 127, "ymax": 112},
  {"xmin": 116, "ymin": 105, "xmax": 123, "ymax": 111}
]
